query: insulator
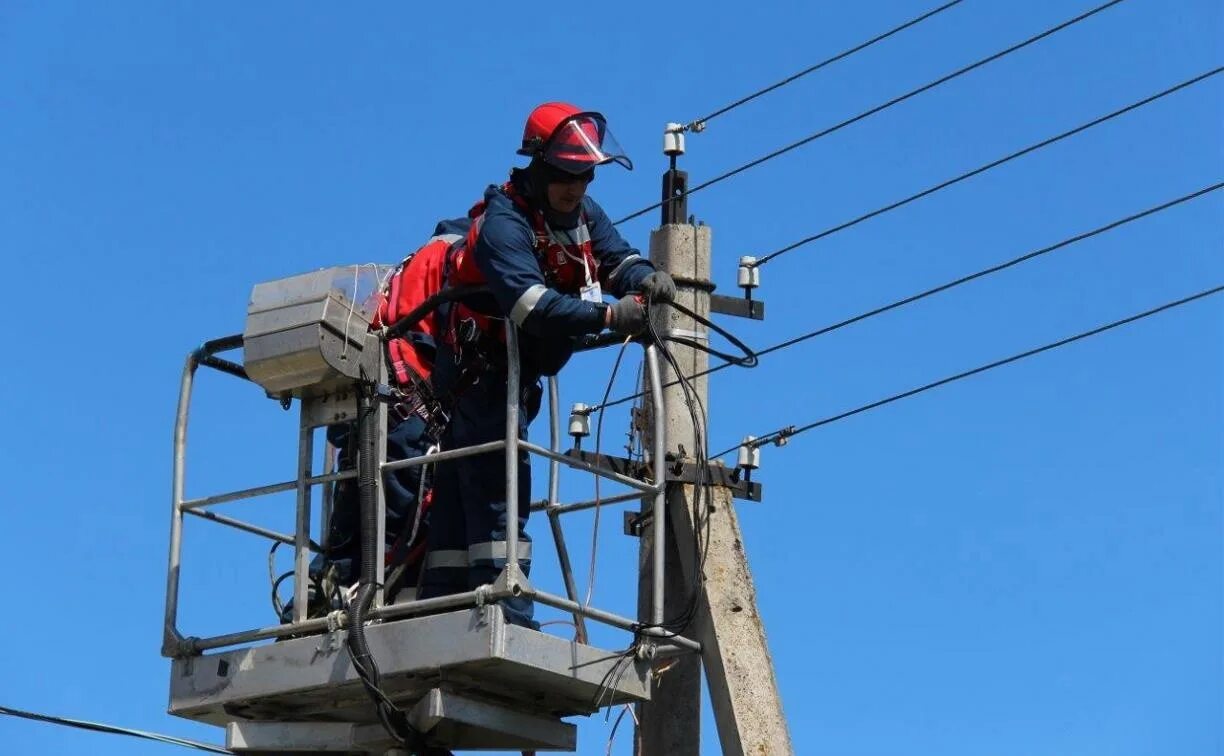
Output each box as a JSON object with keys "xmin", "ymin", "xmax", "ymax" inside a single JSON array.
[
  {"xmin": 738, "ymin": 256, "xmax": 760, "ymax": 291},
  {"xmin": 569, "ymin": 403, "xmax": 591, "ymax": 439},
  {"xmin": 663, "ymin": 123, "xmax": 686, "ymax": 156},
  {"xmin": 737, "ymin": 436, "xmax": 760, "ymax": 471}
]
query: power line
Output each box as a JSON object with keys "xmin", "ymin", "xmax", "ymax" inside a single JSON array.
[
  {"xmin": 746, "ymin": 182, "xmax": 1221, "ymax": 359},
  {"xmin": 0, "ymin": 705, "xmax": 231, "ymax": 754},
  {"xmin": 716, "ymin": 284, "xmax": 1223, "ymax": 456},
  {"xmin": 686, "ymin": 0, "xmax": 965, "ymax": 132},
  {"xmin": 594, "ymin": 182, "xmax": 1222, "ymax": 412},
  {"xmin": 752, "ymin": 66, "xmax": 1224, "ymax": 267},
  {"xmin": 615, "ymin": 0, "xmax": 1128, "ymax": 225}
]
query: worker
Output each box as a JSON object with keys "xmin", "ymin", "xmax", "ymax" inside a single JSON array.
[{"xmin": 418, "ymin": 102, "xmax": 676, "ymax": 628}]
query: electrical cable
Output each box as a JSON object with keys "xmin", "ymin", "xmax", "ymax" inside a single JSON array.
[
  {"xmin": 744, "ymin": 182, "xmax": 1223, "ymax": 358},
  {"xmin": 344, "ymin": 374, "xmax": 440, "ymax": 756},
  {"xmin": 592, "ymin": 642, "xmax": 640, "ymax": 708},
  {"xmin": 0, "ymin": 705, "xmax": 232, "ymax": 754},
  {"xmin": 715, "ymin": 285, "xmax": 1224, "ymax": 456},
  {"xmin": 752, "ymin": 66, "xmax": 1224, "ymax": 267},
  {"xmin": 583, "ymin": 335, "xmax": 633, "ymax": 610},
  {"xmin": 614, "ymin": 0, "xmax": 1128, "ymax": 225},
  {"xmin": 268, "ymin": 541, "xmax": 285, "ymax": 617},
  {"xmin": 604, "ymin": 703, "xmax": 633, "ymax": 756},
  {"xmin": 664, "ymin": 299, "xmax": 759, "ymax": 367},
  {"xmin": 685, "ymin": 0, "xmax": 965, "ymax": 132},
  {"xmin": 588, "ymin": 303, "xmax": 718, "ymax": 708},
  {"xmin": 593, "ymin": 181, "xmax": 1223, "ymax": 413},
  {"xmin": 587, "ymin": 301, "xmax": 731, "ymax": 709}
]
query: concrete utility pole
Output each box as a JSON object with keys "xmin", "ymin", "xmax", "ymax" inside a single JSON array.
[{"xmin": 634, "ymin": 216, "xmax": 792, "ymax": 755}]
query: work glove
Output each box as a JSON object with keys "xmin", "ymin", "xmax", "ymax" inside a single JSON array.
[
  {"xmin": 639, "ymin": 271, "xmax": 676, "ymax": 304},
  {"xmin": 607, "ymin": 294, "xmax": 648, "ymax": 335}
]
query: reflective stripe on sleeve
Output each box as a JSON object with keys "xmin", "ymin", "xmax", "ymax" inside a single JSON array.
[
  {"xmin": 604, "ymin": 254, "xmax": 644, "ymax": 285},
  {"xmin": 510, "ymin": 284, "xmax": 549, "ymax": 326}
]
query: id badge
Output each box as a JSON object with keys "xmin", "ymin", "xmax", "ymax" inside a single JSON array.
[{"xmin": 580, "ymin": 282, "xmax": 603, "ymax": 303}]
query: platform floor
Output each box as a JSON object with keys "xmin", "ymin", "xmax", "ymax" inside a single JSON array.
[{"xmin": 169, "ymin": 607, "xmax": 650, "ymax": 728}]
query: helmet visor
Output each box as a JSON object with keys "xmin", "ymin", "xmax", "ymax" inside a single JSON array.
[{"xmin": 543, "ymin": 113, "xmax": 633, "ymax": 173}]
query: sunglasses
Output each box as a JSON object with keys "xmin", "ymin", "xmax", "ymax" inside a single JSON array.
[{"xmin": 541, "ymin": 163, "xmax": 595, "ymax": 186}]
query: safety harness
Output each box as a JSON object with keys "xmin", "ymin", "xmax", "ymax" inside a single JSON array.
[
  {"xmin": 377, "ymin": 179, "xmax": 599, "ymax": 435},
  {"xmin": 445, "ymin": 180, "xmax": 599, "ymax": 345}
]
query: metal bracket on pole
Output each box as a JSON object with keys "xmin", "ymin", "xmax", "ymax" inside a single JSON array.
[
  {"xmin": 563, "ymin": 448, "xmax": 646, "ymax": 480},
  {"xmin": 709, "ymin": 293, "xmax": 766, "ymax": 321},
  {"xmin": 564, "ymin": 449, "xmax": 763, "ymax": 503},
  {"xmin": 668, "ymin": 460, "xmax": 763, "ymax": 503},
  {"xmin": 662, "ymin": 168, "xmax": 689, "ymax": 226},
  {"xmin": 662, "ymin": 123, "xmax": 688, "ymax": 226},
  {"xmin": 671, "ymin": 275, "xmax": 766, "ymax": 322},
  {"xmin": 624, "ymin": 510, "xmax": 647, "ymax": 538}
]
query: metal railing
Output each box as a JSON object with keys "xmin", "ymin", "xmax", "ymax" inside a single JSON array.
[{"xmin": 161, "ymin": 324, "xmax": 699, "ymax": 658}]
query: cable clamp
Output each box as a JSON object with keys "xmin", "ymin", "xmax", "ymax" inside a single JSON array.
[
  {"xmin": 314, "ymin": 610, "xmax": 346, "ymax": 656},
  {"xmin": 665, "ymin": 327, "xmax": 708, "ymax": 342},
  {"xmin": 474, "ymin": 584, "xmax": 492, "ymax": 607},
  {"xmin": 342, "ymin": 582, "xmax": 360, "ymax": 608},
  {"xmin": 473, "ymin": 584, "xmax": 495, "ymax": 626}
]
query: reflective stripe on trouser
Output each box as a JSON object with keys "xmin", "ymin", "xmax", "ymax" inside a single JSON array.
[
  {"xmin": 422, "ymin": 542, "xmax": 533, "ymax": 569},
  {"xmin": 419, "ymin": 349, "xmax": 539, "ymax": 628}
]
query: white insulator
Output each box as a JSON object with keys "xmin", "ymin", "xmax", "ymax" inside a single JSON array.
[
  {"xmin": 663, "ymin": 123, "xmax": 686, "ymax": 156},
  {"xmin": 737, "ymin": 256, "xmax": 760, "ymax": 290},
  {"xmin": 569, "ymin": 403, "xmax": 591, "ymax": 439},
  {"xmin": 737, "ymin": 436, "xmax": 760, "ymax": 471}
]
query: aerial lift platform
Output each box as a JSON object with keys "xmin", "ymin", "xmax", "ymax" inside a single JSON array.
[{"xmin": 161, "ymin": 266, "xmax": 693, "ymax": 754}]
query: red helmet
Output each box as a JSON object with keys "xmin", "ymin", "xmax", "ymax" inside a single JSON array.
[{"xmin": 517, "ymin": 102, "xmax": 633, "ymax": 174}]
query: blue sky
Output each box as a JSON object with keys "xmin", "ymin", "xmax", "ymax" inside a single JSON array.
[{"xmin": 1, "ymin": 1, "xmax": 1220, "ymax": 754}]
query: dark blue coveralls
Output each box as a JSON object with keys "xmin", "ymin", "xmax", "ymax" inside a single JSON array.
[{"xmin": 418, "ymin": 170, "xmax": 654, "ymax": 627}]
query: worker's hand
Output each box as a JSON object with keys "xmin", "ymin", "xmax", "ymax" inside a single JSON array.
[
  {"xmin": 639, "ymin": 271, "xmax": 676, "ymax": 304},
  {"xmin": 607, "ymin": 294, "xmax": 647, "ymax": 335}
]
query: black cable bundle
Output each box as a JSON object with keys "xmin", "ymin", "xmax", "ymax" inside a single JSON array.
[
  {"xmin": 590, "ymin": 301, "xmax": 720, "ymax": 707},
  {"xmin": 344, "ymin": 378, "xmax": 448, "ymax": 756}
]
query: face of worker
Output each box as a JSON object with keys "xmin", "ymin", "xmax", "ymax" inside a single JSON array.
[{"xmin": 546, "ymin": 170, "xmax": 594, "ymax": 214}]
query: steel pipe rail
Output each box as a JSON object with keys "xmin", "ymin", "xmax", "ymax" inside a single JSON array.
[
  {"xmin": 530, "ymin": 589, "xmax": 701, "ymax": 654},
  {"xmin": 163, "ymin": 351, "xmax": 198, "ymax": 654},
  {"xmin": 530, "ymin": 490, "xmax": 645, "ymax": 514},
  {"xmin": 520, "ymin": 441, "xmax": 661, "ymax": 493},
  {"xmin": 505, "ymin": 325, "xmax": 523, "ymax": 572},
  {"xmin": 165, "ymin": 326, "xmax": 673, "ymax": 661},
  {"xmin": 380, "ymin": 440, "xmax": 505, "ymax": 473},
  {"xmin": 645, "ymin": 345, "xmax": 667, "ymax": 626},
  {"xmin": 545, "ymin": 376, "xmax": 589, "ymax": 641},
  {"xmin": 183, "ymin": 509, "xmax": 322, "ymax": 552},
  {"xmin": 186, "ymin": 589, "xmax": 504, "ymax": 654},
  {"xmin": 180, "ymin": 469, "xmax": 357, "ymax": 511}
]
